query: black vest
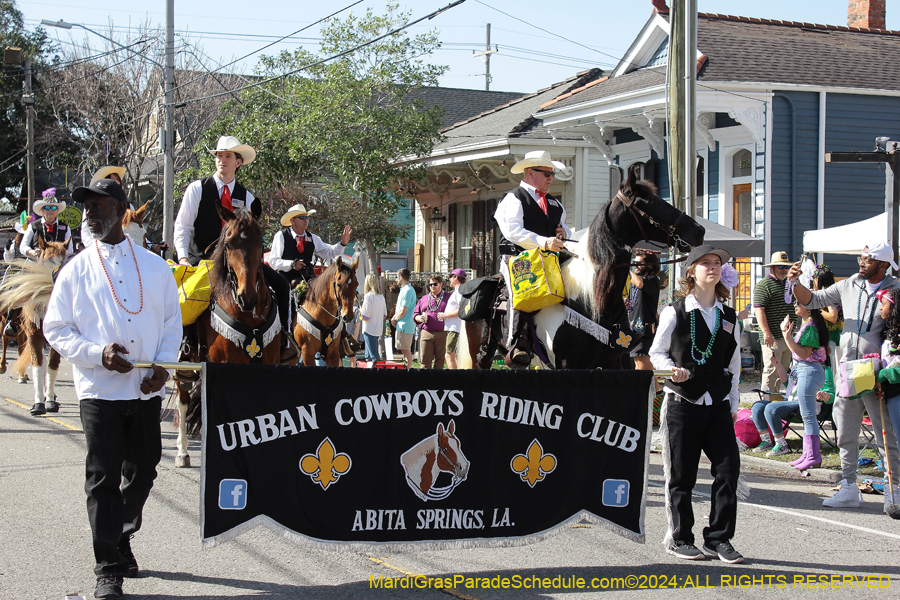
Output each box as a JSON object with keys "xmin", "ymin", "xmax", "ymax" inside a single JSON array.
[
  {"xmin": 26, "ymin": 220, "xmax": 68, "ymax": 250},
  {"xmin": 667, "ymin": 299, "xmax": 737, "ymax": 403},
  {"xmin": 188, "ymin": 177, "xmax": 249, "ymax": 265},
  {"xmin": 279, "ymin": 228, "xmax": 316, "ymax": 281},
  {"xmin": 498, "ymin": 187, "xmax": 565, "ymax": 255}
]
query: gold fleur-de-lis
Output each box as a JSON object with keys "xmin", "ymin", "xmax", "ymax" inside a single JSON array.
[
  {"xmin": 511, "ymin": 439, "xmax": 556, "ymax": 487},
  {"xmin": 616, "ymin": 331, "xmax": 632, "ymax": 348},
  {"xmin": 246, "ymin": 338, "xmax": 261, "ymax": 358},
  {"xmin": 300, "ymin": 438, "xmax": 351, "ymax": 490}
]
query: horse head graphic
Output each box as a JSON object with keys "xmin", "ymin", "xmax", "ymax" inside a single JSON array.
[{"xmin": 400, "ymin": 420, "xmax": 470, "ymax": 501}]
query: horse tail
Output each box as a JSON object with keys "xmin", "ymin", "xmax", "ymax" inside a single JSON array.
[
  {"xmin": 0, "ymin": 259, "xmax": 56, "ymax": 318},
  {"xmin": 183, "ymin": 379, "xmax": 203, "ymax": 437},
  {"xmin": 13, "ymin": 339, "xmax": 31, "ymax": 377}
]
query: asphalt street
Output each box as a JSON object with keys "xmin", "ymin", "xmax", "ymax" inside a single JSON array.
[{"xmin": 1, "ymin": 350, "xmax": 899, "ymax": 600}]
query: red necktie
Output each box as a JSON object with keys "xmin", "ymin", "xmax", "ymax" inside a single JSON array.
[
  {"xmin": 296, "ymin": 235, "xmax": 305, "ymax": 255},
  {"xmin": 46, "ymin": 223, "xmax": 54, "ymax": 235},
  {"xmin": 220, "ymin": 185, "xmax": 233, "ymax": 212},
  {"xmin": 536, "ymin": 191, "xmax": 548, "ymax": 215}
]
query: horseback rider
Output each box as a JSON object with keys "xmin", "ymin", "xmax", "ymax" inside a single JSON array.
[
  {"xmin": 20, "ymin": 188, "xmax": 73, "ymax": 259},
  {"xmin": 174, "ymin": 136, "xmax": 296, "ymax": 363},
  {"xmin": 269, "ymin": 203, "xmax": 352, "ymax": 288},
  {"xmin": 494, "ymin": 150, "xmax": 571, "ymax": 368}
]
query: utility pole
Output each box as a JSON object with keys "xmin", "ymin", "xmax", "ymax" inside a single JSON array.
[
  {"xmin": 163, "ymin": 0, "xmax": 175, "ymax": 250},
  {"xmin": 23, "ymin": 57, "xmax": 35, "ymax": 214},
  {"xmin": 472, "ymin": 23, "xmax": 497, "ymax": 91}
]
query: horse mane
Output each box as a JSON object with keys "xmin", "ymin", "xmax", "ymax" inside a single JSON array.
[
  {"xmin": 209, "ymin": 209, "xmax": 261, "ymax": 301},
  {"xmin": 306, "ymin": 260, "xmax": 350, "ymax": 305},
  {"xmin": 0, "ymin": 259, "xmax": 57, "ymax": 319}
]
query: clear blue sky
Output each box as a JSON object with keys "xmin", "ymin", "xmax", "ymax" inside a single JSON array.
[{"xmin": 19, "ymin": 0, "xmax": 900, "ymax": 94}]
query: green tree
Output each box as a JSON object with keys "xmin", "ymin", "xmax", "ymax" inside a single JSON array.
[{"xmin": 187, "ymin": 2, "xmax": 446, "ymax": 271}]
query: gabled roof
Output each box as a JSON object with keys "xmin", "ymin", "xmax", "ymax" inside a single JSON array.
[
  {"xmin": 431, "ymin": 68, "xmax": 605, "ymax": 153},
  {"xmin": 405, "ymin": 87, "xmax": 525, "ymax": 128},
  {"xmin": 545, "ymin": 12, "xmax": 900, "ymax": 112}
]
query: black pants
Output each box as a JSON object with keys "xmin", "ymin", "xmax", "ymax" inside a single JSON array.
[
  {"xmin": 664, "ymin": 394, "xmax": 739, "ymax": 547},
  {"xmin": 80, "ymin": 397, "xmax": 162, "ymax": 576},
  {"xmin": 262, "ymin": 263, "xmax": 291, "ymax": 336}
]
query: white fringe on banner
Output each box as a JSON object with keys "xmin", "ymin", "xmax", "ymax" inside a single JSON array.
[{"xmin": 564, "ymin": 305, "xmax": 609, "ymax": 344}]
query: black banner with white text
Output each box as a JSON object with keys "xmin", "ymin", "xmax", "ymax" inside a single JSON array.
[{"xmin": 200, "ymin": 364, "xmax": 652, "ymax": 550}]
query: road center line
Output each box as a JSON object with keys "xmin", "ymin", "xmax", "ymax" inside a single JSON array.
[
  {"xmin": 648, "ymin": 479, "xmax": 900, "ymax": 540},
  {"xmin": 4, "ymin": 396, "xmax": 82, "ymax": 432}
]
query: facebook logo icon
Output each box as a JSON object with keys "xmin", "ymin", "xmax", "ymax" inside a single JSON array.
[
  {"xmin": 602, "ymin": 479, "xmax": 630, "ymax": 507},
  {"xmin": 219, "ymin": 479, "xmax": 248, "ymax": 510}
]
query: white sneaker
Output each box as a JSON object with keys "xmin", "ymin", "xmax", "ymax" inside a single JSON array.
[{"xmin": 823, "ymin": 481, "xmax": 862, "ymax": 508}]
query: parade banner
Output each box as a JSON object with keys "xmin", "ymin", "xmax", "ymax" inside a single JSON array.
[{"xmin": 200, "ymin": 363, "xmax": 653, "ymax": 550}]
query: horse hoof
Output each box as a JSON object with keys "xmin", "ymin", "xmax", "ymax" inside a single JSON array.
[
  {"xmin": 175, "ymin": 455, "xmax": 191, "ymax": 468},
  {"xmin": 45, "ymin": 400, "xmax": 59, "ymax": 412},
  {"xmin": 0, "ymin": 365, "xmax": 5, "ymax": 375},
  {"xmin": 17, "ymin": 376, "xmax": 28, "ymax": 384}
]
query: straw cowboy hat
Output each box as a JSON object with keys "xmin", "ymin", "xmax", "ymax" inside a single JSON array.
[
  {"xmin": 33, "ymin": 188, "xmax": 67, "ymax": 213},
  {"xmin": 280, "ymin": 203, "xmax": 317, "ymax": 227},
  {"xmin": 91, "ymin": 166, "xmax": 126, "ymax": 184},
  {"xmin": 763, "ymin": 250, "xmax": 793, "ymax": 267},
  {"xmin": 207, "ymin": 135, "xmax": 256, "ymax": 165},
  {"xmin": 510, "ymin": 150, "xmax": 566, "ymax": 174}
]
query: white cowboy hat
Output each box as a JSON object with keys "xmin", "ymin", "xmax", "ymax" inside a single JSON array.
[
  {"xmin": 33, "ymin": 188, "xmax": 67, "ymax": 213},
  {"xmin": 280, "ymin": 203, "xmax": 317, "ymax": 227},
  {"xmin": 510, "ymin": 150, "xmax": 566, "ymax": 174},
  {"xmin": 91, "ymin": 166, "xmax": 126, "ymax": 184},
  {"xmin": 207, "ymin": 135, "xmax": 256, "ymax": 165}
]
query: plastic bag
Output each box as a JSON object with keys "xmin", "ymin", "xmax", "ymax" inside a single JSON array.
[
  {"xmin": 168, "ymin": 259, "xmax": 214, "ymax": 326},
  {"xmin": 508, "ymin": 248, "xmax": 565, "ymax": 313}
]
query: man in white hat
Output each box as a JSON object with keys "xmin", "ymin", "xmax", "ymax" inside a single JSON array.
[
  {"xmin": 752, "ymin": 250, "xmax": 797, "ymax": 397},
  {"xmin": 20, "ymin": 187, "xmax": 73, "ymax": 258},
  {"xmin": 174, "ymin": 135, "xmax": 295, "ymax": 362},
  {"xmin": 494, "ymin": 150, "xmax": 571, "ymax": 368},
  {"xmin": 789, "ymin": 241, "xmax": 900, "ymax": 511},
  {"xmin": 269, "ymin": 203, "xmax": 352, "ymax": 286}
]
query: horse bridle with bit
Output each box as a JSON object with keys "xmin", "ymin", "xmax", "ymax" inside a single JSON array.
[{"xmin": 615, "ymin": 190, "xmax": 695, "ymax": 253}]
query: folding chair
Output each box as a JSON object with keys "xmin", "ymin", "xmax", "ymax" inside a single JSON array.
[{"xmin": 860, "ymin": 414, "xmax": 883, "ymax": 461}]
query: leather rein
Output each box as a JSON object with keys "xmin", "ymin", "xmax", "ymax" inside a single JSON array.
[{"xmin": 614, "ymin": 189, "xmax": 693, "ymax": 266}]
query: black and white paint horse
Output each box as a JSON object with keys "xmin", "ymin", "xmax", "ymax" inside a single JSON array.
[{"xmin": 460, "ymin": 166, "xmax": 706, "ymax": 370}]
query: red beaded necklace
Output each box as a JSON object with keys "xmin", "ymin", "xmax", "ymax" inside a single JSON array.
[{"xmin": 95, "ymin": 238, "xmax": 143, "ymax": 315}]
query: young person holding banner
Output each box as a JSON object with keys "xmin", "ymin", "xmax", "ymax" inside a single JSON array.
[{"xmin": 649, "ymin": 244, "xmax": 744, "ymax": 564}]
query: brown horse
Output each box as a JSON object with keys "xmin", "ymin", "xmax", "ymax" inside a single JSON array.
[
  {"xmin": 0, "ymin": 308, "xmax": 26, "ymax": 379},
  {"xmin": 293, "ymin": 258, "xmax": 358, "ymax": 366},
  {"xmin": 175, "ymin": 199, "xmax": 281, "ymax": 467},
  {"xmin": 0, "ymin": 237, "xmax": 70, "ymax": 414}
]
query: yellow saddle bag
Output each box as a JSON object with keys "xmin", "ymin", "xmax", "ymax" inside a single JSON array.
[
  {"xmin": 508, "ymin": 248, "xmax": 565, "ymax": 313},
  {"xmin": 168, "ymin": 260, "xmax": 214, "ymax": 326}
]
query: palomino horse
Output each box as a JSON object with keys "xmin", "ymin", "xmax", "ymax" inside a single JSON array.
[
  {"xmin": 175, "ymin": 200, "xmax": 281, "ymax": 467},
  {"xmin": 293, "ymin": 259, "xmax": 358, "ymax": 366},
  {"xmin": 0, "ymin": 308, "xmax": 26, "ymax": 379},
  {"xmin": 0, "ymin": 238, "xmax": 70, "ymax": 414},
  {"xmin": 460, "ymin": 166, "xmax": 706, "ymax": 370},
  {"xmin": 400, "ymin": 420, "xmax": 470, "ymax": 501}
]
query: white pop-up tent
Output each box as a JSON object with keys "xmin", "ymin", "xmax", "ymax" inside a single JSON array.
[{"xmin": 802, "ymin": 212, "xmax": 887, "ymax": 255}]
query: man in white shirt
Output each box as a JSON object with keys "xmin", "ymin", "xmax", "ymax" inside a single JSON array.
[
  {"xmin": 174, "ymin": 135, "xmax": 294, "ymax": 362},
  {"xmin": 494, "ymin": 150, "xmax": 571, "ymax": 368},
  {"xmin": 44, "ymin": 178, "xmax": 181, "ymax": 600},
  {"xmin": 268, "ymin": 203, "xmax": 351, "ymax": 287}
]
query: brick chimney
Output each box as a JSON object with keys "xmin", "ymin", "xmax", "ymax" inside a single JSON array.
[
  {"xmin": 652, "ymin": 0, "xmax": 669, "ymax": 15},
  {"xmin": 848, "ymin": 0, "xmax": 886, "ymax": 29}
]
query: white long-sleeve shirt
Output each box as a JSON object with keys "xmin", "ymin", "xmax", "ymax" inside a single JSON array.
[
  {"xmin": 649, "ymin": 294, "xmax": 741, "ymax": 413},
  {"xmin": 43, "ymin": 239, "xmax": 182, "ymax": 400},
  {"xmin": 20, "ymin": 218, "xmax": 73, "ymax": 256},
  {"xmin": 268, "ymin": 228, "xmax": 346, "ymax": 272},
  {"xmin": 174, "ymin": 175, "xmax": 253, "ymax": 260},
  {"xmin": 494, "ymin": 181, "xmax": 571, "ymax": 251}
]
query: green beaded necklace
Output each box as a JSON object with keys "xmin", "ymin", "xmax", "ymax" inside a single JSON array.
[{"xmin": 690, "ymin": 307, "xmax": 720, "ymax": 365}]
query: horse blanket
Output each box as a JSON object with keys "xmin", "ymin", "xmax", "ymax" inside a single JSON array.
[{"xmin": 200, "ymin": 363, "xmax": 653, "ymax": 550}]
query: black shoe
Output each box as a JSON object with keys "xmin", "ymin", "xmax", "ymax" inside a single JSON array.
[
  {"xmin": 94, "ymin": 575, "xmax": 123, "ymax": 599},
  {"xmin": 703, "ymin": 541, "xmax": 744, "ymax": 564},
  {"xmin": 45, "ymin": 399, "xmax": 59, "ymax": 412},
  {"xmin": 666, "ymin": 540, "xmax": 706, "ymax": 560},
  {"xmin": 30, "ymin": 402, "xmax": 46, "ymax": 416},
  {"xmin": 119, "ymin": 539, "xmax": 139, "ymax": 578}
]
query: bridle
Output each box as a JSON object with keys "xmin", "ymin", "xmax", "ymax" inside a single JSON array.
[
  {"xmin": 615, "ymin": 189, "xmax": 695, "ymax": 253},
  {"xmin": 222, "ymin": 234, "xmax": 266, "ymax": 320},
  {"xmin": 317, "ymin": 275, "xmax": 344, "ymax": 322}
]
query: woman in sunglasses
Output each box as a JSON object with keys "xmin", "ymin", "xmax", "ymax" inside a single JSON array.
[
  {"xmin": 413, "ymin": 275, "xmax": 450, "ymax": 369},
  {"xmin": 20, "ymin": 187, "xmax": 73, "ymax": 259}
]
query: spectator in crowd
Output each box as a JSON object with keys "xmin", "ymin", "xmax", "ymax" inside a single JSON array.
[
  {"xmin": 439, "ymin": 268, "xmax": 466, "ymax": 370},
  {"xmin": 789, "ymin": 241, "xmax": 900, "ymax": 508},
  {"xmin": 875, "ymin": 288, "xmax": 900, "ymax": 509},
  {"xmin": 414, "ymin": 275, "xmax": 450, "ymax": 369},
  {"xmin": 754, "ymin": 251, "xmax": 797, "ymax": 400},
  {"xmin": 814, "ymin": 265, "xmax": 844, "ymax": 364},
  {"xmin": 649, "ymin": 244, "xmax": 744, "ymax": 564},
  {"xmin": 360, "ymin": 274, "xmax": 387, "ymax": 363},
  {"xmin": 628, "ymin": 249, "xmax": 661, "ymax": 387},
  {"xmin": 43, "ymin": 178, "xmax": 181, "ymax": 600},
  {"xmin": 390, "ymin": 268, "xmax": 416, "ymax": 367}
]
